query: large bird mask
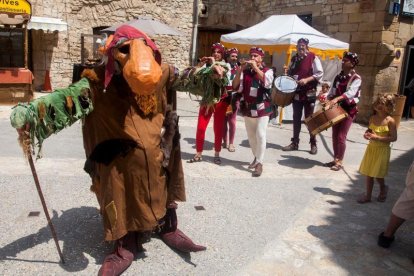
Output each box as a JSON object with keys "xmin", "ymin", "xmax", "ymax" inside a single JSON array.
[{"xmin": 104, "ymin": 25, "xmax": 163, "ymax": 115}]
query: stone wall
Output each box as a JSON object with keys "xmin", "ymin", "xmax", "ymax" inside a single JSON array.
[
  {"xmin": 29, "ymin": 0, "xmax": 194, "ymax": 90},
  {"xmin": 198, "ymin": 0, "xmax": 262, "ymax": 30}
]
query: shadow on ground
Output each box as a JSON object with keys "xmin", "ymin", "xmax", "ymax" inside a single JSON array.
[
  {"xmin": 182, "ymin": 137, "xmax": 253, "ymax": 173},
  {"xmin": 308, "ymin": 148, "xmax": 414, "ymax": 274},
  {"xmin": 0, "ymin": 207, "xmax": 110, "ymax": 272},
  {"xmin": 0, "ymin": 206, "xmax": 197, "ymax": 272}
]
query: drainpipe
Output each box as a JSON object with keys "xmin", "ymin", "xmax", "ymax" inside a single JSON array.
[{"xmin": 191, "ymin": 0, "xmax": 199, "ymax": 66}]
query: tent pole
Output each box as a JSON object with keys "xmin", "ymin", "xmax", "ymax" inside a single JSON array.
[{"xmin": 279, "ymin": 51, "xmax": 292, "ymax": 124}]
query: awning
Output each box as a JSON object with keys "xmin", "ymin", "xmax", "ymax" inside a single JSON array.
[{"xmin": 28, "ymin": 16, "xmax": 67, "ymax": 32}]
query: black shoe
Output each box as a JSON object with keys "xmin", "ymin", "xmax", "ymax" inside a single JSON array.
[
  {"xmin": 377, "ymin": 232, "xmax": 394, "ymax": 248},
  {"xmin": 310, "ymin": 144, "xmax": 317, "ymax": 155},
  {"xmin": 282, "ymin": 143, "xmax": 298, "ymax": 151}
]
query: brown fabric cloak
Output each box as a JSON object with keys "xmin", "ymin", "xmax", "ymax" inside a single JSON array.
[{"xmin": 82, "ymin": 63, "xmax": 185, "ymax": 241}]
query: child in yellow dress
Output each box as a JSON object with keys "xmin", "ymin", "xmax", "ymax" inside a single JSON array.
[{"xmin": 357, "ymin": 93, "xmax": 397, "ymax": 203}]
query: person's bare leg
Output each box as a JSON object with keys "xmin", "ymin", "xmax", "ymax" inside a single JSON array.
[
  {"xmin": 365, "ymin": 176, "xmax": 374, "ymax": 199},
  {"xmin": 384, "ymin": 214, "xmax": 405, "ymax": 237},
  {"xmin": 376, "ymin": 177, "xmax": 388, "ymax": 202},
  {"xmin": 357, "ymin": 176, "xmax": 373, "ymax": 203}
]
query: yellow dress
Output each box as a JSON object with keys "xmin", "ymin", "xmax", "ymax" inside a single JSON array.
[{"xmin": 359, "ymin": 122, "xmax": 391, "ymax": 178}]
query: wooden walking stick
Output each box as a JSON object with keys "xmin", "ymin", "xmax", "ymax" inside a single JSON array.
[
  {"xmin": 21, "ymin": 127, "xmax": 65, "ymax": 264},
  {"xmin": 27, "ymin": 153, "xmax": 65, "ymax": 263}
]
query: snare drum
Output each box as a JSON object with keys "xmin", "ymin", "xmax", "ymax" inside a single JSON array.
[
  {"xmin": 304, "ymin": 105, "xmax": 348, "ymax": 136},
  {"xmin": 271, "ymin": 75, "xmax": 298, "ymax": 107}
]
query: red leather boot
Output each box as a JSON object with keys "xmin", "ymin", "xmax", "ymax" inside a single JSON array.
[
  {"xmin": 98, "ymin": 232, "xmax": 137, "ymax": 276},
  {"xmin": 159, "ymin": 203, "xmax": 206, "ymax": 253}
]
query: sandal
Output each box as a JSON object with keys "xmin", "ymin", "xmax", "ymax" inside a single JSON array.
[
  {"xmin": 377, "ymin": 186, "xmax": 389, "ymax": 202},
  {"xmin": 323, "ymin": 161, "xmax": 336, "ymax": 167},
  {"xmin": 357, "ymin": 194, "xmax": 371, "ymax": 204},
  {"xmin": 228, "ymin": 144, "xmax": 235, "ymax": 152},
  {"xmin": 187, "ymin": 155, "xmax": 202, "ymax": 163},
  {"xmin": 330, "ymin": 164, "xmax": 343, "ymax": 171},
  {"xmin": 214, "ymin": 156, "xmax": 222, "ymax": 165}
]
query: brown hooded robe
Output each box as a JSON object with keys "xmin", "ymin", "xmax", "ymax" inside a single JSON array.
[{"xmin": 82, "ymin": 63, "xmax": 185, "ymax": 241}]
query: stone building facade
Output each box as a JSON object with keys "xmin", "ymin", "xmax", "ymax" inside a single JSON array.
[
  {"xmin": 29, "ymin": 0, "xmax": 194, "ymax": 91},
  {"xmin": 29, "ymin": 0, "xmax": 414, "ymax": 122}
]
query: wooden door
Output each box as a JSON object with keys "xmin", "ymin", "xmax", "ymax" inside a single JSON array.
[
  {"xmin": 400, "ymin": 45, "xmax": 414, "ymax": 118},
  {"xmin": 197, "ymin": 30, "xmax": 229, "ymax": 60}
]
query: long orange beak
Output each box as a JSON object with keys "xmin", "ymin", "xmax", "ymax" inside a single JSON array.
[{"xmin": 113, "ymin": 39, "xmax": 162, "ymax": 96}]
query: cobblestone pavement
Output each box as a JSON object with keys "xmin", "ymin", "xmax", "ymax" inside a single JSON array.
[{"xmin": 0, "ymin": 93, "xmax": 413, "ymax": 275}]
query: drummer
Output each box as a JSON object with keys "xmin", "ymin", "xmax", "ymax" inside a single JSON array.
[
  {"xmin": 232, "ymin": 47, "xmax": 274, "ymax": 177},
  {"xmin": 282, "ymin": 37, "xmax": 324, "ymax": 155},
  {"xmin": 323, "ymin": 52, "xmax": 361, "ymax": 171}
]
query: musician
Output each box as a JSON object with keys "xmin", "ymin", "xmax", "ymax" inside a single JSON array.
[
  {"xmin": 232, "ymin": 47, "xmax": 274, "ymax": 177},
  {"xmin": 323, "ymin": 52, "xmax": 361, "ymax": 171},
  {"xmin": 223, "ymin": 47, "xmax": 240, "ymax": 152},
  {"xmin": 282, "ymin": 37, "xmax": 323, "ymax": 154},
  {"xmin": 188, "ymin": 42, "xmax": 229, "ymax": 165}
]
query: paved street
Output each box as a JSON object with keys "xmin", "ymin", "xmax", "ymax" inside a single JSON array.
[{"xmin": 0, "ymin": 93, "xmax": 414, "ymax": 275}]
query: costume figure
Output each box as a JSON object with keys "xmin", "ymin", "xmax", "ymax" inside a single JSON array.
[
  {"xmin": 282, "ymin": 37, "xmax": 323, "ymax": 154},
  {"xmin": 10, "ymin": 25, "xmax": 207, "ymax": 276},
  {"xmin": 232, "ymin": 47, "xmax": 274, "ymax": 177},
  {"xmin": 222, "ymin": 47, "xmax": 240, "ymax": 152},
  {"xmin": 323, "ymin": 51, "xmax": 361, "ymax": 171}
]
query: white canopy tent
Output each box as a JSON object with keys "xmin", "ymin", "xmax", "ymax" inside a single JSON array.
[
  {"xmin": 221, "ymin": 14, "xmax": 348, "ymax": 61},
  {"xmin": 220, "ymin": 14, "xmax": 349, "ymax": 121}
]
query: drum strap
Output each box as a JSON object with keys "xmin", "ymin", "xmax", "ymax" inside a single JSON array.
[{"xmin": 346, "ymin": 73, "xmax": 360, "ymax": 92}]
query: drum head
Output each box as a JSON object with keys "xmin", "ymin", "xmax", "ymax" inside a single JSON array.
[{"xmin": 274, "ymin": 75, "xmax": 298, "ymax": 93}]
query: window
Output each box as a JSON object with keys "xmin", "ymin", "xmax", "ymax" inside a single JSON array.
[
  {"xmin": 402, "ymin": 0, "xmax": 414, "ymax": 16},
  {"xmin": 93, "ymin": 26, "xmax": 109, "ymax": 35},
  {"xmin": 0, "ymin": 27, "xmax": 25, "ymax": 67},
  {"xmin": 298, "ymin": 14, "xmax": 312, "ymax": 26}
]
